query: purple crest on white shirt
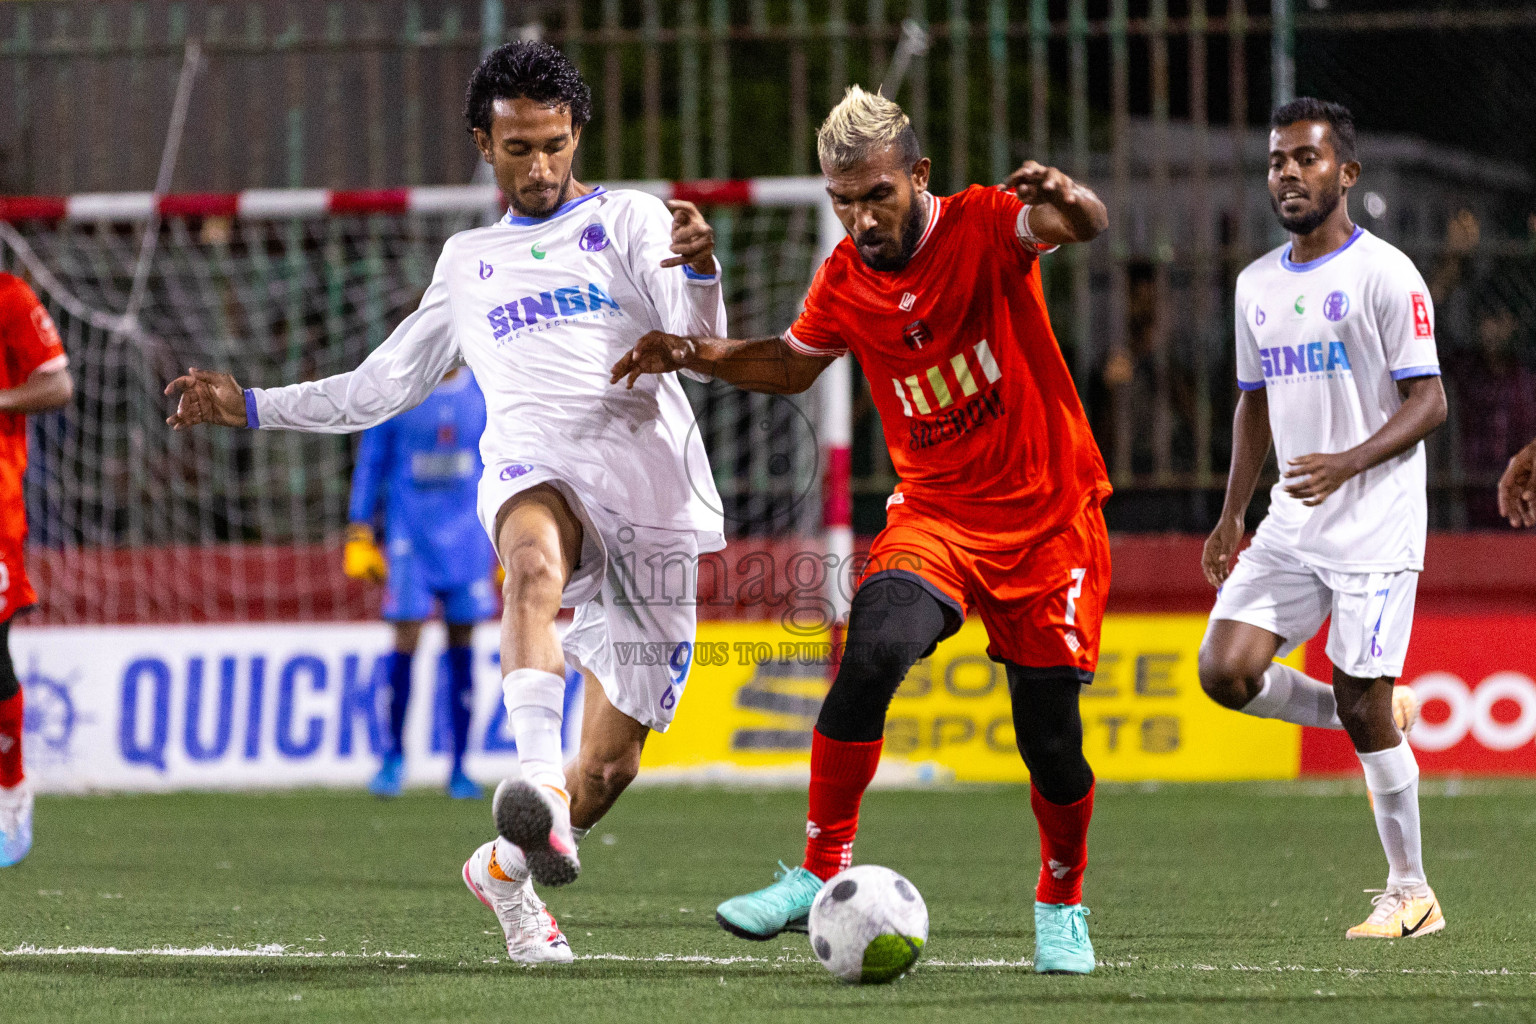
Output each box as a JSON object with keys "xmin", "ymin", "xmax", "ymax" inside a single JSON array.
[
  {"xmin": 1323, "ymin": 290, "xmax": 1350, "ymax": 322},
  {"xmin": 579, "ymin": 224, "xmax": 609, "ymax": 252}
]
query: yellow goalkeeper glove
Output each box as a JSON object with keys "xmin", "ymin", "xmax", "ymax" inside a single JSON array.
[{"xmin": 344, "ymin": 523, "xmax": 387, "ymax": 583}]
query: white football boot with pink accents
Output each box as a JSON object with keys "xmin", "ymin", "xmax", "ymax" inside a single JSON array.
[
  {"xmin": 493, "ymin": 778, "xmax": 581, "ymax": 887},
  {"xmin": 462, "ymin": 840, "xmax": 574, "ymax": 964}
]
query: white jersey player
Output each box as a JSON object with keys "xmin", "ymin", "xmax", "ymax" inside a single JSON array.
[
  {"xmin": 167, "ymin": 42, "xmax": 725, "ymax": 964},
  {"xmin": 1198, "ymin": 99, "xmax": 1449, "ymax": 940}
]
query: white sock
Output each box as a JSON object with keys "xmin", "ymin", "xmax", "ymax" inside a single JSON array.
[
  {"xmin": 492, "ymin": 837, "xmax": 529, "ymax": 882},
  {"xmin": 503, "ymin": 668, "xmax": 568, "ymax": 793},
  {"xmin": 1241, "ymin": 663, "xmax": 1343, "ymax": 729},
  {"xmin": 1357, "ymin": 739, "xmax": 1426, "ymax": 892}
]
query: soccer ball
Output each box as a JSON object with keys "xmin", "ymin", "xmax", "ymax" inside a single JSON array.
[{"xmin": 807, "ymin": 865, "xmax": 928, "ymax": 984}]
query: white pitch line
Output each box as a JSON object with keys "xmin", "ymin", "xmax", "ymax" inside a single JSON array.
[
  {"xmin": 0, "ymin": 944, "xmax": 418, "ymax": 959},
  {"xmin": 1135, "ymin": 962, "xmax": 1536, "ymax": 978},
  {"xmin": 3, "ymin": 946, "xmax": 1532, "ymax": 978},
  {"xmin": 577, "ymin": 953, "xmax": 781, "ymax": 965}
]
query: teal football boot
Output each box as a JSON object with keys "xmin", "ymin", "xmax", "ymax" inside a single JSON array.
[
  {"xmin": 1034, "ymin": 901, "xmax": 1095, "ymax": 974},
  {"xmin": 0, "ymin": 780, "xmax": 33, "ymax": 867},
  {"xmin": 715, "ymin": 862, "xmax": 825, "ymax": 940}
]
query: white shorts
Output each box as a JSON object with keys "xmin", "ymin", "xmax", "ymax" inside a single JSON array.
[
  {"xmin": 478, "ymin": 460, "xmax": 701, "ymax": 732},
  {"xmin": 1209, "ymin": 536, "xmax": 1419, "ymax": 679}
]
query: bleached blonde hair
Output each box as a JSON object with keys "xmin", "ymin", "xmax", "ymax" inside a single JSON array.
[{"xmin": 816, "ymin": 85, "xmax": 921, "ymax": 173}]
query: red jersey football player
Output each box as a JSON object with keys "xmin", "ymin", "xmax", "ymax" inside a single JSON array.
[
  {"xmin": 0, "ymin": 273, "xmax": 73, "ymax": 867},
  {"xmin": 611, "ymin": 86, "xmax": 1111, "ymax": 973}
]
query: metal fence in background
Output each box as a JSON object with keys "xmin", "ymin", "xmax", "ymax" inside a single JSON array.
[{"xmin": 1, "ymin": 0, "xmax": 1534, "ymax": 531}]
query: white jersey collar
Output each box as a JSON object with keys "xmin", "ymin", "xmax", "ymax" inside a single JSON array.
[
  {"xmin": 503, "ymin": 186, "xmax": 606, "ymax": 227},
  {"xmin": 1281, "ymin": 224, "xmax": 1364, "ymax": 273}
]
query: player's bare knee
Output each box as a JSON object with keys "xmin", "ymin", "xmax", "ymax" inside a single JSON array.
[
  {"xmin": 579, "ymin": 748, "xmax": 640, "ymax": 799},
  {"xmin": 1334, "ymin": 689, "xmax": 1384, "ymax": 737},
  {"xmin": 501, "ymin": 541, "xmax": 562, "ymax": 608},
  {"xmin": 1197, "ymin": 650, "xmax": 1263, "ymax": 709}
]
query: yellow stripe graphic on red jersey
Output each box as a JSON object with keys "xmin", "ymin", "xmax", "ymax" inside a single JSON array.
[
  {"xmin": 891, "ymin": 341, "xmax": 1001, "ymax": 418},
  {"xmin": 949, "ymin": 354, "xmax": 979, "ymax": 397},
  {"xmin": 925, "ymin": 366, "xmax": 953, "ymax": 408},
  {"xmin": 903, "ymin": 376, "xmax": 931, "ymax": 414}
]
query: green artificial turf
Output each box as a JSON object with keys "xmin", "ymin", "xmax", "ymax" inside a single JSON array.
[{"xmin": 2, "ymin": 781, "xmax": 1534, "ymax": 1023}]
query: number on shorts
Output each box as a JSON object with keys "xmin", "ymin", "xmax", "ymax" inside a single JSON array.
[
  {"xmin": 1369, "ymin": 586, "xmax": 1391, "ymax": 659},
  {"xmin": 1064, "ymin": 568, "xmax": 1087, "ymax": 627},
  {"xmin": 669, "ymin": 641, "xmax": 693, "ymax": 685},
  {"xmin": 0, "ymin": 560, "xmax": 10, "ymax": 595}
]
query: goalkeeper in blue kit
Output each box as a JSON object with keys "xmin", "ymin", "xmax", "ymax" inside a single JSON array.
[{"xmin": 346, "ymin": 367, "xmax": 498, "ymax": 798}]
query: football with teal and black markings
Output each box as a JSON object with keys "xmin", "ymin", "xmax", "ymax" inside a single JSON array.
[{"xmin": 808, "ymin": 864, "xmax": 929, "ymax": 984}]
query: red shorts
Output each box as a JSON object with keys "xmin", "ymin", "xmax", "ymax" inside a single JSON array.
[
  {"xmin": 0, "ymin": 534, "xmax": 36, "ymax": 622},
  {"xmin": 858, "ymin": 503, "xmax": 1110, "ymax": 674}
]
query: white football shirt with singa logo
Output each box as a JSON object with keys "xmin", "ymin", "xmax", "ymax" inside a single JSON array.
[
  {"xmin": 1234, "ymin": 225, "xmax": 1440, "ymax": 573},
  {"xmin": 250, "ymin": 187, "xmax": 728, "ymax": 548}
]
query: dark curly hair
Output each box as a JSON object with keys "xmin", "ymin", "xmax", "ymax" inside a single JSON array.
[
  {"xmin": 463, "ymin": 41, "xmax": 592, "ymax": 137},
  {"xmin": 1271, "ymin": 97, "xmax": 1357, "ymax": 163}
]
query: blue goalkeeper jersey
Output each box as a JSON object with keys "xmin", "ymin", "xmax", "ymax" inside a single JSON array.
[{"xmin": 348, "ymin": 370, "xmax": 493, "ymax": 591}]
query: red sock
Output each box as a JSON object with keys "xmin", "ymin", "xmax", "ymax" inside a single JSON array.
[
  {"xmin": 0, "ymin": 690, "xmax": 23, "ymax": 788},
  {"xmin": 802, "ymin": 730, "xmax": 882, "ymax": 881},
  {"xmin": 1031, "ymin": 781, "xmax": 1094, "ymax": 904}
]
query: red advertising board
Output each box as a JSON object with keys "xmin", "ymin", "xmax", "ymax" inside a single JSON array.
[{"xmin": 1301, "ymin": 615, "xmax": 1536, "ymax": 774}]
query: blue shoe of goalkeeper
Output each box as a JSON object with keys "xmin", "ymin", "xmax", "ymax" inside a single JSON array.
[
  {"xmin": 446, "ymin": 767, "xmax": 482, "ymax": 800},
  {"xmin": 369, "ymin": 753, "xmax": 404, "ymax": 798}
]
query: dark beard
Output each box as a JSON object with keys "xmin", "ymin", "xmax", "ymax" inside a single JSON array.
[
  {"xmin": 859, "ymin": 194, "xmax": 928, "ymax": 272},
  {"xmin": 508, "ymin": 174, "xmax": 573, "ymax": 218},
  {"xmin": 1272, "ymin": 182, "xmax": 1342, "ymax": 236}
]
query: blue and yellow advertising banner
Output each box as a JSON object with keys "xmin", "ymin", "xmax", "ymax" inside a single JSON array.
[{"xmin": 642, "ymin": 615, "xmax": 1303, "ymax": 782}]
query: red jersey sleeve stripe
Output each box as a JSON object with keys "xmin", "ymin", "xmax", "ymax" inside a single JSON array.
[
  {"xmin": 1014, "ymin": 205, "xmax": 1060, "ymax": 256},
  {"xmin": 782, "ymin": 328, "xmax": 846, "ymax": 358}
]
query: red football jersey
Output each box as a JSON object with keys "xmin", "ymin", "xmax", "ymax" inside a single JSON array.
[
  {"xmin": 0, "ymin": 274, "xmax": 67, "ymax": 542},
  {"xmin": 785, "ymin": 185, "xmax": 1111, "ymax": 550}
]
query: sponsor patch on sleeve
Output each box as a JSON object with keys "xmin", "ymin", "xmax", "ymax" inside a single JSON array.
[{"xmin": 1410, "ymin": 292, "xmax": 1432, "ymax": 338}]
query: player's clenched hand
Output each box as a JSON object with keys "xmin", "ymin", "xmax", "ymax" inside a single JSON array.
[
  {"xmin": 661, "ymin": 199, "xmax": 716, "ymax": 275},
  {"xmin": 1498, "ymin": 437, "xmax": 1536, "ymax": 528},
  {"xmin": 610, "ymin": 330, "xmax": 700, "ymax": 389},
  {"xmin": 1006, "ymin": 161, "xmax": 1079, "ymax": 208},
  {"xmin": 1201, "ymin": 515, "xmax": 1244, "ymax": 589},
  {"xmin": 164, "ymin": 367, "xmax": 246, "ymax": 430},
  {"xmin": 1283, "ymin": 451, "xmax": 1359, "ymax": 507}
]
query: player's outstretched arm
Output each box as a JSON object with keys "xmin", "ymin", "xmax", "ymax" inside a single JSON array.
[
  {"xmin": 165, "ymin": 367, "xmax": 246, "ymax": 429},
  {"xmin": 611, "ymin": 331, "xmax": 834, "ymax": 395},
  {"xmin": 0, "ymin": 365, "xmax": 74, "ymax": 414},
  {"xmin": 1497, "ymin": 436, "xmax": 1536, "ymax": 528},
  {"xmin": 1203, "ymin": 388, "xmax": 1273, "ymax": 588},
  {"xmin": 171, "ymin": 262, "xmax": 460, "ymax": 435},
  {"xmin": 1006, "ymin": 161, "xmax": 1108, "ymax": 245},
  {"xmin": 1282, "ymin": 375, "xmax": 1447, "ymax": 508}
]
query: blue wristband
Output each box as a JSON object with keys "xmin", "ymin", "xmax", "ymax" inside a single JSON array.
[{"xmin": 244, "ymin": 388, "xmax": 260, "ymax": 429}]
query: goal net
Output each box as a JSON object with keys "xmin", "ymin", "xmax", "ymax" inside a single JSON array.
[{"xmin": 0, "ymin": 180, "xmax": 840, "ymax": 624}]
